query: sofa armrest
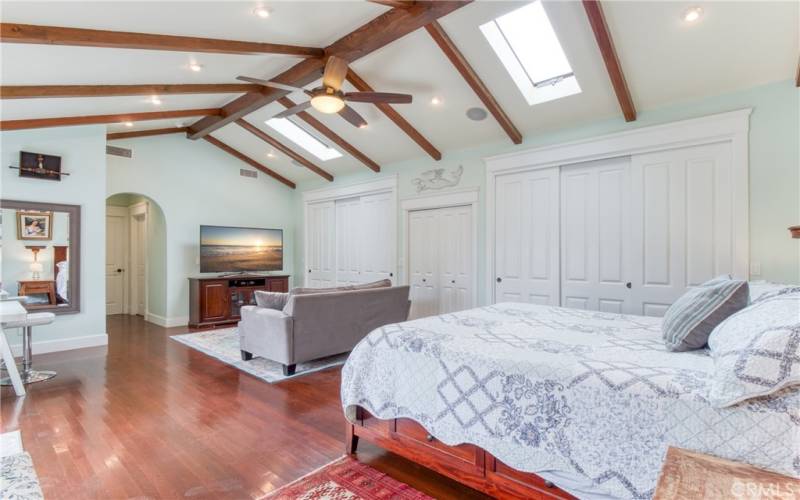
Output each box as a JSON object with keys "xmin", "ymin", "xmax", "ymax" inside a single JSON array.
[{"xmin": 239, "ymin": 306, "xmax": 294, "ymax": 364}]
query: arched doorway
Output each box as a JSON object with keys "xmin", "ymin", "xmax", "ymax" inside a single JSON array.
[{"xmin": 105, "ymin": 193, "xmax": 167, "ymax": 323}]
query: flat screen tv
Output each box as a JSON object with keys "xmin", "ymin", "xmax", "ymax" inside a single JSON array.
[{"xmin": 200, "ymin": 225, "xmax": 283, "ymax": 273}]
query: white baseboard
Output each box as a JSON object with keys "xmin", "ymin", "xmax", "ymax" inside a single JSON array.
[
  {"xmin": 145, "ymin": 313, "xmax": 189, "ymax": 328},
  {"xmin": 9, "ymin": 333, "xmax": 108, "ymax": 356}
]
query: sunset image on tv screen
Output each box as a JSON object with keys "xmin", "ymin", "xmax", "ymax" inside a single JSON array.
[{"xmin": 200, "ymin": 226, "xmax": 283, "ymax": 272}]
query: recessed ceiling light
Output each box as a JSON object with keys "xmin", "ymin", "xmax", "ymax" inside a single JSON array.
[
  {"xmin": 189, "ymin": 62, "xmax": 204, "ymax": 72},
  {"xmin": 267, "ymin": 151, "xmax": 276, "ymax": 158},
  {"xmin": 358, "ymin": 123, "xmax": 368, "ymax": 129},
  {"xmin": 253, "ymin": 6, "xmax": 270, "ymax": 18},
  {"xmin": 466, "ymin": 107, "xmax": 488, "ymax": 121},
  {"xmin": 430, "ymin": 97, "xmax": 442, "ymax": 106},
  {"xmin": 124, "ymin": 122, "xmax": 134, "ymax": 127},
  {"xmin": 150, "ymin": 95, "xmax": 162, "ymax": 105},
  {"xmin": 682, "ymin": 6, "xmax": 703, "ymax": 23},
  {"xmin": 174, "ymin": 121, "xmax": 185, "ymax": 128}
]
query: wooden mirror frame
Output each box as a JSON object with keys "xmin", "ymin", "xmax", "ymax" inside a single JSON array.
[{"xmin": 1, "ymin": 199, "xmax": 81, "ymax": 315}]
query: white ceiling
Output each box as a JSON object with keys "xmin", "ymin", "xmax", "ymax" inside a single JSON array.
[{"xmin": 1, "ymin": 1, "xmax": 797, "ymax": 184}]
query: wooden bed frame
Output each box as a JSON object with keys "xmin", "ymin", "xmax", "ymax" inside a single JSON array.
[{"xmin": 346, "ymin": 406, "xmax": 575, "ymax": 499}]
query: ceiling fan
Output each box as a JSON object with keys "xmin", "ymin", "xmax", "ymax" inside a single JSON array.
[{"xmin": 237, "ymin": 56, "xmax": 412, "ymax": 128}]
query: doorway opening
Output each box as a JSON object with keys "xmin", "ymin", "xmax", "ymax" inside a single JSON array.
[{"xmin": 105, "ymin": 193, "xmax": 166, "ymax": 322}]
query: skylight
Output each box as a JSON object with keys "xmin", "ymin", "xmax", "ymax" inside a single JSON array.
[
  {"xmin": 480, "ymin": 1, "xmax": 581, "ymax": 106},
  {"xmin": 265, "ymin": 118, "xmax": 342, "ymax": 161}
]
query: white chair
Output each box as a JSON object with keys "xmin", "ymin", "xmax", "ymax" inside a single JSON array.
[
  {"xmin": 0, "ymin": 312, "xmax": 56, "ymax": 385},
  {"xmin": 0, "ymin": 326, "xmax": 25, "ymax": 396}
]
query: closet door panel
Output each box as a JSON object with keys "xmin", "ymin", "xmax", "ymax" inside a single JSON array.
[
  {"xmin": 494, "ymin": 168, "xmax": 559, "ymax": 305},
  {"xmin": 408, "ymin": 210, "xmax": 439, "ymax": 319},
  {"xmin": 335, "ymin": 197, "xmax": 362, "ymax": 286},
  {"xmin": 306, "ymin": 201, "xmax": 336, "ymax": 287},
  {"xmin": 360, "ymin": 192, "xmax": 395, "ymax": 284},
  {"xmin": 439, "ymin": 206, "xmax": 472, "ymax": 314}
]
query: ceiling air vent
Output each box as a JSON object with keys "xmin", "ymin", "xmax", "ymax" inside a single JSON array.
[
  {"xmin": 106, "ymin": 145, "xmax": 132, "ymax": 158},
  {"xmin": 240, "ymin": 169, "xmax": 257, "ymax": 178}
]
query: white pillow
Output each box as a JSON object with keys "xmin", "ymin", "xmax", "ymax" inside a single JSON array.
[
  {"xmin": 707, "ymin": 290, "xmax": 800, "ymax": 407},
  {"xmin": 748, "ymin": 280, "xmax": 800, "ymax": 304}
]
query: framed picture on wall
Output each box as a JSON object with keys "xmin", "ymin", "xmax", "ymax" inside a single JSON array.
[{"xmin": 17, "ymin": 211, "xmax": 53, "ymax": 240}]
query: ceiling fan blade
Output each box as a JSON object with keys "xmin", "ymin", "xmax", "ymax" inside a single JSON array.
[
  {"xmin": 236, "ymin": 76, "xmax": 308, "ymax": 94},
  {"xmin": 271, "ymin": 101, "xmax": 312, "ymax": 119},
  {"xmin": 345, "ymin": 92, "xmax": 412, "ymax": 104},
  {"xmin": 338, "ymin": 104, "xmax": 367, "ymax": 128},
  {"xmin": 322, "ymin": 56, "xmax": 348, "ymax": 91}
]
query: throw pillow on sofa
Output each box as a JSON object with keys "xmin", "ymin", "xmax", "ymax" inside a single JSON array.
[
  {"xmin": 254, "ymin": 290, "xmax": 289, "ymax": 310},
  {"xmin": 707, "ymin": 289, "xmax": 800, "ymax": 407},
  {"xmin": 662, "ymin": 275, "xmax": 749, "ymax": 352}
]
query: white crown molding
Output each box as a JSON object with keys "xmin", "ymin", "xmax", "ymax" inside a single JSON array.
[
  {"xmin": 302, "ymin": 174, "xmax": 398, "ymax": 203},
  {"xmin": 484, "ymin": 108, "xmax": 752, "ymax": 174}
]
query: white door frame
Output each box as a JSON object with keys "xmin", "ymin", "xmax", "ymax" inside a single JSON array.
[
  {"xmin": 401, "ymin": 188, "xmax": 479, "ymax": 309},
  {"xmin": 106, "ymin": 205, "xmax": 130, "ymax": 314},
  {"xmin": 302, "ymin": 175, "xmax": 398, "ymax": 287},
  {"xmin": 128, "ymin": 201, "xmax": 149, "ymax": 316},
  {"xmin": 484, "ymin": 109, "xmax": 751, "ymax": 304}
]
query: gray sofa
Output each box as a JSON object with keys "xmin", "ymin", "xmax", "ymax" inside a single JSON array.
[{"xmin": 238, "ymin": 283, "xmax": 411, "ymax": 376}]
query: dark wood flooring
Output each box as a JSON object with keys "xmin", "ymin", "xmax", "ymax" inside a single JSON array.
[{"xmin": 1, "ymin": 315, "xmax": 487, "ymax": 500}]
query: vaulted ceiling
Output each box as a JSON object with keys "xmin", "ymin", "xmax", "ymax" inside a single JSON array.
[{"xmin": 1, "ymin": 1, "xmax": 797, "ymax": 187}]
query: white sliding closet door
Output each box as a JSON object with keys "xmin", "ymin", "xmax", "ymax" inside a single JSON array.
[
  {"xmin": 335, "ymin": 197, "xmax": 362, "ymax": 286},
  {"xmin": 360, "ymin": 192, "xmax": 395, "ymax": 284},
  {"xmin": 408, "ymin": 205, "xmax": 474, "ymax": 319},
  {"xmin": 494, "ymin": 168, "xmax": 560, "ymax": 305},
  {"xmin": 630, "ymin": 142, "xmax": 734, "ymax": 316},
  {"xmin": 560, "ymin": 157, "xmax": 633, "ymax": 313},
  {"xmin": 306, "ymin": 201, "xmax": 336, "ymax": 287}
]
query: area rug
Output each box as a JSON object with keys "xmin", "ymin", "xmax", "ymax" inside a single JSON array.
[
  {"xmin": 170, "ymin": 327, "xmax": 348, "ymax": 383},
  {"xmin": 261, "ymin": 457, "xmax": 432, "ymax": 499},
  {"xmin": 1, "ymin": 431, "xmax": 44, "ymax": 500}
]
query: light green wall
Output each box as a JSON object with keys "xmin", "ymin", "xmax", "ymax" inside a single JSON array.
[
  {"xmin": 293, "ymin": 79, "xmax": 800, "ymax": 303},
  {"xmin": 107, "ymin": 133, "xmax": 296, "ymax": 323},
  {"xmin": 1, "ymin": 125, "xmax": 107, "ymax": 349},
  {"xmin": 106, "ymin": 193, "xmax": 168, "ymax": 317}
]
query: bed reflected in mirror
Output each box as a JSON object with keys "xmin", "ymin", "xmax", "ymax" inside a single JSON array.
[{"xmin": 0, "ymin": 200, "xmax": 81, "ymax": 315}]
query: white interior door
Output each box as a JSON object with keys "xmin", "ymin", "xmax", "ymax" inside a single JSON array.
[
  {"xmin": 494, "ymin": 167, "xmax": 560, "ymax": 305},
  {"xmin": 560, "ymin": 157, "xmax": 633, "ymax": 313},
  {"xmin": 105, "ymin": 208, "xmax": 127, "ymax": 315},
  {"xmin": 131, "ymin": 213, "xmax": 147, "ymax": 315},
  {"xmin": 306, "ymin": 201, "xmax": 336, "ymax": 287},
  {"xmin": 360, "ymin": 192, "xmax": 395, "ymax": 284},
  {"xmin": 408, "ymin": 209, "xmax": 439, "ymax": 319},
  {"xmin": 630, "ymin": 141, "xmax": 735, "ymax": 316},
  {"xmin": 335, "ymin": 197, "xmax": 362, "ymax": 286}
]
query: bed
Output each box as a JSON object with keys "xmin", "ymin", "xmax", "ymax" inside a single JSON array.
[{"xmin": 341, "ymin": 302, "xmax": 800, "ymax": 499}]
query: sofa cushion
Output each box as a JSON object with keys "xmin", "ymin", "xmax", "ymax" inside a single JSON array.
[
  {"xmin": 290, "ymin": 285, "xmax": 354, "ymax": 295},
  {"xmin": 254, "ymin": 290, "xmax": 289, "ymax": 310},
  {"xmin": 662, "ymin": 275, "xmax": 749, "ymax": 352}
]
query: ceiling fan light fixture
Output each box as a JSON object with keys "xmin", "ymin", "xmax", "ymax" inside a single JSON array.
[{"xmin": 310, "ymin": 94, "xmax": 345, "ymax": 114}]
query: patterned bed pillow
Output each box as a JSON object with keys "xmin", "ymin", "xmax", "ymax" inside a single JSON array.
[
  {"xmin": 748, "ymin": 281, "xmax": 800, "ymax": 304},
  {"xmin": 707, "ymin": 291, "xmax": 800, "ymax": 407},
  {"xmin": 662, "ymin": 276, "xmax": 749, "ymax": 352}
]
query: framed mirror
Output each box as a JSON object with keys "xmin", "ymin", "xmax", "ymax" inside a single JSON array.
[{"xmin": 1, "ymin": 199, "xmax": 81, "ymax": 315}]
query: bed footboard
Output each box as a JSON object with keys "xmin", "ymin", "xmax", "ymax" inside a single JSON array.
[{"xmin": 347, "ymin": 406, "xmax": 574, "ymax": 499}]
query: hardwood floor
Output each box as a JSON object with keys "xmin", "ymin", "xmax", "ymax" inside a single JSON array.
[{"xmin": 1, "ymin": 315, "xmax": 488, "ymax": 500}]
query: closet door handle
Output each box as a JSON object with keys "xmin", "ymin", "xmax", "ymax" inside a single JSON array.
[
  {"xmin": 451, "ymin": 280, "xmax": 455, "ymax": 284},
  {"xmin": 626, "ymin": 282, "xmax": 632, "ymax": 289},
  {"xmin": 422, "ymin": 278, "xmax": 427, "ymax": 282},
  {"xmin": 496, "ymin": 277, "xmax": 502, "ymax": 283}
]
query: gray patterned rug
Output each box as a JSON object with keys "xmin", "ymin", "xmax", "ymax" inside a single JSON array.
[
  {"xmin": 1, "ymin": 452, "xmax": 44, "ymax": 500},
  {"xmin": 170, "ymin": 327, "xmax": 348, "ymax": 383}
]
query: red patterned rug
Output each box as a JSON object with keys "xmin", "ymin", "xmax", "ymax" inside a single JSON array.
[{"xmin": 262, "ymin": 457, "xmax": 433, "ymax": 499}]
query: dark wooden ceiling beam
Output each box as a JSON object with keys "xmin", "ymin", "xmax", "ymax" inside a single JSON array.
[
  {"xmin": 1, "ymin": 84, "xmax": 261, "ymax": 99},
  {"xmin": 186, "ymin": 1, "xmax": 471, "ymax": 139},
  {"xmin": 0, "ymin": 23, "xmax": 323, "ymax": 57},
  {"xmin": 107, "ymin": 127, "xmax": 187, "ymax": 140},
  {"xmin": 236, "ymin": 118, "xmax": 333, "ymax": 182},
  {"xmin": 201, "ymin": 135, "xmax": 296, "ymax": 189},
  {"xmin": 0, "ymin": 108, "xmax": 221, "ymax": 131},
  {"xmin": 368, "ymin": 0, "xmax": 416, "ymax": 9},
  {"xmin": 582, "ymin": 0, "xmax": 636, "ymax": 122},
  {"xmin": 346, "ymin": 69, "xmax": 441, "ymax": 160},
  {"xmin": 278, "ymin": 97, "xmax": 381, "ymax": 173},
  {"xmin": 424, "ymin": 21, "xmax": 521, "ymax": 145}
]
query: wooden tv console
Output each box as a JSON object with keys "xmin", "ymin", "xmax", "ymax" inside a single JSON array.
[
  {"xmin": 188, "ymin": 275, "xmax": 289, "ymax": 328},
  {"xmin": 347, "ymin": 407, "xmax": 574, "ymax": 499}
]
